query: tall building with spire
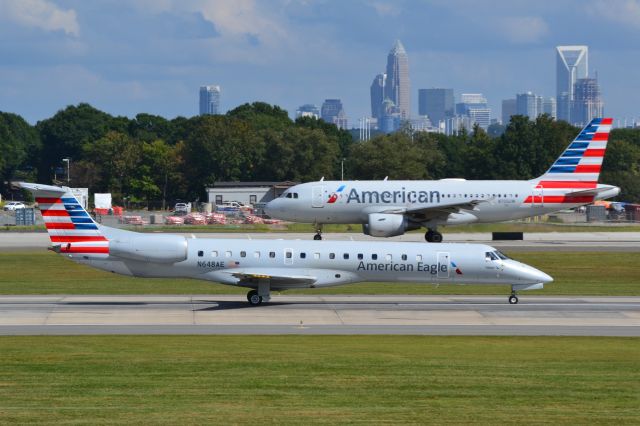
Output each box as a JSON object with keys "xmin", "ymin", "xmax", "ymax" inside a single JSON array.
[
  {"xmin": 384, "ymin": 40, "xmax": 410, "ymax": 120},
  {"xmin": 556, "ymin": 45, "xmax": 588, "ymax": 123}
]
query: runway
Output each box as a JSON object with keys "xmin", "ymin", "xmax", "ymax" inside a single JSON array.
[
  {"xmin": 2, "ymin": 231, "xmax": 640, "ymax": 251},
  {"xmin": 1, "ymin": 295, "xmax": 638, "ymax": 336}
]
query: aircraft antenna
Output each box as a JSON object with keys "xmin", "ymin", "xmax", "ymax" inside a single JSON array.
[
  {"xmin": 384, "ymin": 176, "xmax": 388, "ymax": 181},
  {"xmin": 320, "ymin": 176, "xmax": 324, "ymax": 181}
]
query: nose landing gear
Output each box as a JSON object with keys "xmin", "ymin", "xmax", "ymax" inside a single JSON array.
[{"xmin": 508, "ymin": 288, "xmax": 519, "ymax": 305}]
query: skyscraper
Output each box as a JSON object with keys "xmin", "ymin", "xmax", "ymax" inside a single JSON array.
[
  {"xmin": 418, "ymin": 88, "xmax": 454, "ymax": 125},
  {"xmin": 370, "ymin": 74, "xmax": 386, "ymax": 123},
  {"xmin": 501, "ymin": 99, "xmax": 516, "ymax": 125},
  {"xmin": 199, "ymin": 85, "xmax": 221, "ymax": 115},
  {"xmin": 296, "ymin": 104, "xmax": 320, "ymax": 119},
  {"xmin": 543, "ymin": 97, "xmax": 557, "ymax": 119},
  {"xmin": 456, "ymin": 94, "xmax": 491, "ymax": 130},
  {"xmin": 516, "ymin": 92, "xmax": 544, "ymax": 119},
  {"xmin": 572, "ymin": 78, "xmax": 604, "ymax": 126},
  {"xmin": 384, "ymin": 40, "xmax": 410, "ymax": 120},
  {"xmin": 321, "ymin": 99, "xmax": 348, "ymax": 129},
  {"xmin": 556, "ymin": 45, "xmax": 588, "ymax": 123}
]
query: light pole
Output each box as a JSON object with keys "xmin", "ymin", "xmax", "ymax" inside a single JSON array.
[
  {"xmin": 62, "ymin": 158, "xmax": 70, "ymax": 185},
  {"xmin": 341, "ymin": 158, "xmax": 345, "ymax": 181}
]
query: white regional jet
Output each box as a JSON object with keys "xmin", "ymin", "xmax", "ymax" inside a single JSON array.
[
  {"xmin": 265, "ymin": 118, "xmax": 620, "ymax": 242},
  {"xmin": 17, "ymin": 182, "xmax": 552, "ymax": 304}
]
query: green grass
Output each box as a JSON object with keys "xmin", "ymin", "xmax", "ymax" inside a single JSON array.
[
  {"xmin": 0, "ymin": 336, "xmax": 638, "ymax": 424},
  {"xmin": 0, "ymin": 251, "xmax": 638, "ymax": 295}
]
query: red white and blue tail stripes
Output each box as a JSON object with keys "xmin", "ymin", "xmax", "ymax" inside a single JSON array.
[
  {"xmin": 538, "ymin": 117, "xmax": 612, "ymax": 183},
  {"xmin": 526, "ymin": 118, "xmax": 613, "ymax": 205},
  {"xmin": 35, "ymin": 192, "xmax": 109, "ymax": 257}
]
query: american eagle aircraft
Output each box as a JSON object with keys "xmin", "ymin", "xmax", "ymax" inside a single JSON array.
[
  {"xmin": 17, "ymin": 182, "xmax": 551, "ymax": 305},
  {"xmin": 265, "ymin": 118, "xmax": 620, "ymax": 242}
]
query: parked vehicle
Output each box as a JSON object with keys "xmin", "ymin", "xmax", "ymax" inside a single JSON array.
[{"xmin": 3, "ymin": 201, "xmax": 26, "ymax": 211}]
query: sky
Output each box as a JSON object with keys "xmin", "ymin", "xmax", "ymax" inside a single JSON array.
[{"xmin": 1, "ymin": 0, "xmax": 640, "ymax": 125}]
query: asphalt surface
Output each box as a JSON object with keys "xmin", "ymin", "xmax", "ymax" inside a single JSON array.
[
  {"xmin": 1, "ymin": 231, "xmax": 640, "ymax": 251},
  {"xmin": 1, "ymin": 295, "xmax": 638, "ymax": 336}
]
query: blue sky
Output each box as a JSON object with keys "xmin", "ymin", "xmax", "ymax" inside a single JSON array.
[{"xmin": 1, "ymin": 0, "xmax": 639, "ymax": 125}]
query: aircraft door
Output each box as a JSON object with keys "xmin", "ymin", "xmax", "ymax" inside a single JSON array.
[
  {"xmin": 531, "ymin": 185, "xmax": 544, "ymax": 207},
  {"xmin": 284, "ymin": 248, "xmax": 294, "ymax": 265},
  {"xmin": 312, "ymin": 185, "xmax": 325, "ymax": 208},
  {"xmin": 437, "ymin": 252, "xmax": 450, "ymax": 279}
]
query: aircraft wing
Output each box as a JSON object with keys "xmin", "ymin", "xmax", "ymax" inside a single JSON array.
[
  {"xmin": 381, "ymin": 200, "xmax": 487, "ymax": 221},
  {"xmin": 229, "ymin": 271, "xmax": 317, "ymax": 287}
]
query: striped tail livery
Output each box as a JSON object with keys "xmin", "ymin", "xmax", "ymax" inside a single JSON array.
[
  {"xmin": 18, "ymin": 182, "xmax": 109, "ymax": 257},
  {"xmin": 528, "ymin": 117, "xmax": 618, "ymax": 205}
]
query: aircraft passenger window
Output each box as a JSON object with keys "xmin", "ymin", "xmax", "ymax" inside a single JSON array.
[
  {"xmin": 269, "ymin": 251, "xmax": 275, "ymax": 258},
  {"xmin": 386, "ymin": 254, "xmax": 392, "ymax": 261},
  {"xmin": 240, "ymin": 251, "xmax": 246, "ymax": 258},
  {"xmin": 211, "ymin": 251, "xmax": 218, "ymax": 257},
  {"xmin": 286, "ymin": 251, "xmax": 292, "ymax": 259},
  {"xmin": 343, "ymin": 253, "xmax": 349, "ymax": 259},
  {"xmin": 300, "ymin": 252, "xmax": 306, "ymax": 259},
  {"xmin": 401, "ymin": 254, "xmax": 407, "ymax": 261},
  {"xmin": 197, "ymin": 251, "xmax": 203, "ymax": 257},
  {"xmin": 225, "ymin": 251, "xmax": 232, "ymax": 257},
  {"xmin": 329, "ymin": 253, "xmax": 335, "ymax": 259},
  {"xmin": 314, "ymin": 253, "xmax": 320, "ymax": 259},
  {"xmin": 416, "ymin": 255, "xmax": 422, "ymax": 261},
  {"xmin": 254, "ymin": 251, "xmax": 260, "ymax": 258},
  {"xmin": 372, "ymin": 254, "xmax": 378, "ymax": 260},
  {"xmin": 358, "ymin": 253, "xmax": 363, "ymax": 260}
]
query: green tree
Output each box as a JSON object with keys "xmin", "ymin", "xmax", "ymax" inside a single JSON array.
[{"xmin": 0, "ymin": 112, "xmax": 40, "ymax": 196}]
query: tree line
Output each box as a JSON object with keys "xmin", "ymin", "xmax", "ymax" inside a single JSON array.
[{"xmin": 1, "ymin": 102, "xmax": 639, "ymax": 206}]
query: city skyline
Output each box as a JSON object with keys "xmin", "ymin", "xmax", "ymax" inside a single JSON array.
[{"xmin": 1, "ymin": 1, "xmax": 640, "ymax": 125}]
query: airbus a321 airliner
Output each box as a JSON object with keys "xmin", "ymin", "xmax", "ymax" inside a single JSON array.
[
  {"xmin": 17, "ymin": 182, "xmax": 551, "ymax": 304},
  {"xmin": 265, "ymin": 118, "xmax": 620, "ymax": 242}
]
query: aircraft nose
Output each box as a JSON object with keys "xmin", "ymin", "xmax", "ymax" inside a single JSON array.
[{"xmin": 506, "ymin": 261, "xmax": 553, "ymax": 284}]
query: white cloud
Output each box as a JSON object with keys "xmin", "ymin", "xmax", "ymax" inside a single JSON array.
[
  {"xmin": 0, "ymin": 0, "xmax": 80, "ymax": 36},
  {"xmin": 498, "ymin": 16, "xmax": 549, "ymax": 44},
  {"xmin": 368, "ymin": 1, "xmax": 401, "ymax": 17},
  {"xmin": 590, "ymin": 0, "xmax": 640, "ymax": 29}
]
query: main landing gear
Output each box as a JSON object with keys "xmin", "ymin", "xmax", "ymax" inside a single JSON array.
[
  {"xmin": 425, "ymin": 229, "xmax": 443, "ymax": 243},
  {"xmin": 246, "ymin": 280, "xmax": 272, "ymax": 306}
]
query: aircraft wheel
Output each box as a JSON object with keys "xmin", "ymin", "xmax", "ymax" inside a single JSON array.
[
  {"xmin": 508, "ymin": 295, "xmax": 518, "ymax": 305},
  {"xmin": 247, "ymin": 290, "xmax": 262, "ymax": 306},
  {"xmin": 425, "ymin": 230, "xmax": 433, "ymax": 242},
  {"xmin": 431, "ymin": 231, "xmax": 443, "ymax": 243},
  {"xmin": 313, "ymin": 233, "xmax": 322, "ymax": 241}
]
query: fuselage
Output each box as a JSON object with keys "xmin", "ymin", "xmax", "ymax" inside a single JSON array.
[
  {"xmin": 265, "ymin": 179, "xmax": 620, "ymax": 226},
  {"xmin": 76, "ymin": 232, "xmax": 551, "ymax": 291}
]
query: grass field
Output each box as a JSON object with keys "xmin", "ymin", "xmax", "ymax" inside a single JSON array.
[
  {"xmin": 0, "ymin": 336, "xmax": 638, "ymax": 424},
  {"xmin": 0, "ymin": 250, "xmax": 638, "ymax": 295}
]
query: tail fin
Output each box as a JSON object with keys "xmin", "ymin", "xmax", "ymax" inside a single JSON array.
[
  {"xmin": 17, "ymin": 182, "xmax": 109, "ymax": 257},
  {"xmin": 534, "ymin": 118, "xmax": 612, "ymax": 184}
]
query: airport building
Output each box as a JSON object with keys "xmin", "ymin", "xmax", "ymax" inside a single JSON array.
[{"xmin": 206, "ymin": 181, "xmax": 297, "ymax": 213}]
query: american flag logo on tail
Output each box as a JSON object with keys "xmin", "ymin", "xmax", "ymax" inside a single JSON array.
[
  {"xmin": 19, "ymin": 183, "xmax": 110, "ymax": 257},
  {"xmin": 525, "ymin": 117, "xmax": 613, "ymax": 205}
]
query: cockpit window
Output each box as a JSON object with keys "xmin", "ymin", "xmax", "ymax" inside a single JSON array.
[
  {"xmin": 293, "ymin": 193, "xmax": 298, "ymax": 199},
  {"xmin": 494, "ymin": 250, "xmax": 509, "ymax": 260},
  {"xmin": 485, "ymin": 251, "xmax": 499, "ymax": 261},
  {"xmin": 286, "ymin": 193, "xmax": 292, "ymax": 198}
]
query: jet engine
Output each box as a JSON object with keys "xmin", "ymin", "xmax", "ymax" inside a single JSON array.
[
  {"xmin": 109, "ymin": 234, "xmax": 188, "ymax": 264},
  {"xmin": 362, "ymin": 213, "xmax": 409, "ymax": 237}
]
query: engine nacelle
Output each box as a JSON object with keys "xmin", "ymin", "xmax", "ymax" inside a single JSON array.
[
  {"xmin": 362, "ymin": 213, "xmax": 408, "ymax": 237},
  {"xmin": 109, "ymin": 234, "xmax": 188, "ymax": 264}
]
